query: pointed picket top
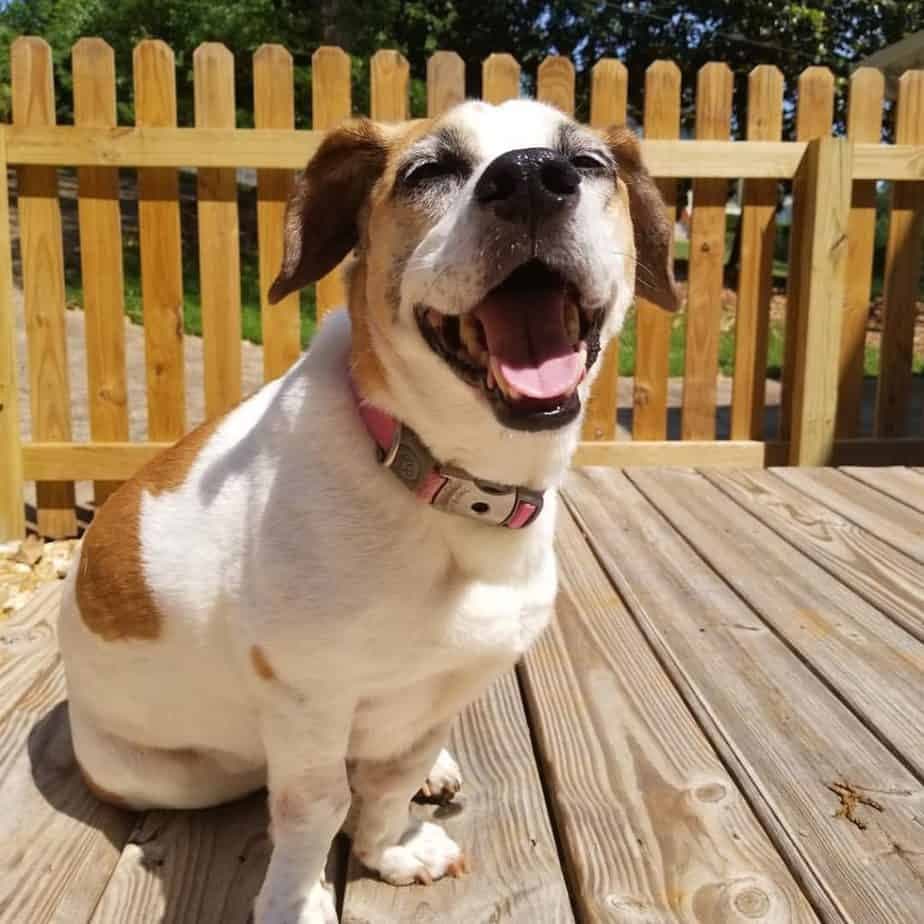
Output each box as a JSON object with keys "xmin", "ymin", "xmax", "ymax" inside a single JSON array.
[
  {"xmin": 537, "ymin": 55, "xmax": 575, "ymax": 115},
  {"xmin": 370, "ymin": 49, "xmax": 409, "ymax": 121},
  {"xmin": 11, "ymin": 37, "xmax": 55, "ymax": 124},
  {"xmin": 745, "ymin": 66, "xmax": 783, "ymax": 140},
  {"xmin": 133, "ymin": 41, "xmax": 177, "ymax": 127},
  {"xmin": 795, "ymin": 66, "xmax": 835, "ymax": 139},
  {"xmin": 590, "ymin": 58, "xmax": 627, "ymax": 127},
  {"xmin": 427, "ymin": 50, "xmax": 465, "ymax": 116},
  {"xmin": 893, "ymin": 69, "xmax": 924, "ymax": 144},
  {"xmin": 72, "ymin": 38, "xmax": 117, "ymax": 126},
  {"xmin": 847, "ymin": 68, "xmax": 885, "ymax": 142},
  {"xmin": 193, "ymin": 43, "xmax": 236, "ymax": 128},
  {"xmin": 694, "ymin": 62, "xmax": 733, "ymax": 139},
  {"xmin": 482, "ymin": 53, "xmax": 520, "ymax": 104}
]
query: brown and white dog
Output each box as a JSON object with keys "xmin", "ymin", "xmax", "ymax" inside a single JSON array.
[{"xmin": 59, "ymin": 99, "xmax": 676, "ymax": 924}]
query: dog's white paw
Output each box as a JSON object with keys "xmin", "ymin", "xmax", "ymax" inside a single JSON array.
[
  {"xmin": 253, "ymin": 878, "xmax": 337, "ymax": 924},
  {"xmin": 370, "ymin": 821, "xmax": 467, "ymax": 886},
  {"xmin": 418, "ymin": 748, "xmax": 462, "ymax": 803}
]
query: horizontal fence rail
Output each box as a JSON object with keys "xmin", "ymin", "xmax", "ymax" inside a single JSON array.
[{"xmin": 1, "ymin": 36, "xmax": 923, "ymax": 540}]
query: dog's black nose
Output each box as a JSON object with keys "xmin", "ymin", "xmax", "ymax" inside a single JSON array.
[{"xmin": 474, "ymin": 148, "xmax": 580, "ymax": 223}]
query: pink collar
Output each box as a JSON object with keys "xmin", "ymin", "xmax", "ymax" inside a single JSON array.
[{"xmin": 352, "ymin": 382, "xmax": 543, "ymax": 529}]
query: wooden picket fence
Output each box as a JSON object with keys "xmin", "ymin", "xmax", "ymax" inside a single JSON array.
[{"xmin": 1, "ymin": 37, "xmax": 924, "ymax": 540}]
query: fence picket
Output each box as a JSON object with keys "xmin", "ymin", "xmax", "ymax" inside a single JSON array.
[
  {"xmin": 482, "ymin": 53, "xmax": 520, "ymax": 104},
  {"xmin": 427, "ymin": 51, "xmax": 465, "ymax": 117},
  {"xmin": 876, "ymin": 70, "xmax": 924, "ymax": 438},
  {"xmin": 370, "ymin": 49, "xmax": 408, "ymax": 121},
  {"xmin": 730, "ymin": 65, "xmax": 783, "ymax": 440},
  {"xmin": 682, "ymin": 62, "xmax": 733, "ymax": 440},
  {"xmin": 838, "ymin": 68, "xmax": 884, "ymax": 437},
  {"xmin": 0, "ymin": 127, "xmax": 24, "ymax": 539},
  {"xmin": 12, "ymin": 37, "xmax": 75, "ymax": 537},
  {"xmin": 582, "ymin": 59, "xmax": 626, "ymax": 441},
  {"xmin": 780, "ymin": 66, "xmax": 834, "ymax": 441},
  {"xmin": 537, "ymin": 56, "xmax": 575, "ymax": 115},
  {"xmin": 255, "ymin": 44, "xmax": 300, "ymax": 381},
  {"xmin": 73, "ymin": 38, "xmax": 128, "ymax": 506},
  {"xmin": 134, "ymin": 40, "xmax": 186, "ymax": 441},
  {"xmin": 633, "ymin": 60, "xmax": 680, "ymax": 441},
  {"xmin": 194, "ymin": 44, "xmax": 242, "ymax": 418},
  {"xmin": 313, "ymin": 46, "xmax": 352, "ymax": 321}
]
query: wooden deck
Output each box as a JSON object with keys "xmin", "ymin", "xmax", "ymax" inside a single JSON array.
[{"xmin": 1, "ymin": 466, "xmax": 923, "ymax": 924}]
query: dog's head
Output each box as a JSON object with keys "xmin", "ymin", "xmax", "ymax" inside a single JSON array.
[{"xmin": 270, "ymin": 100, "xmax": 676, "ymax": 479}]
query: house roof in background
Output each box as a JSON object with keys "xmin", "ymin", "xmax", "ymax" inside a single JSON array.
[{"xmin": 857, "ymin": 30, "xmax": 924, "ymax": 99}]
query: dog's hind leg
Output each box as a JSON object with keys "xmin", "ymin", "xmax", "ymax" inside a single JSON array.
[{"xmin": 68, "ymin": 702, "xmax": 265, "ymax": 811}]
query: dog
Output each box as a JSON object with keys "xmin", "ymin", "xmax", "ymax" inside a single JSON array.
[{"xmin": 58, "ymin": 98, "xmax": 676, "ymax": 923}]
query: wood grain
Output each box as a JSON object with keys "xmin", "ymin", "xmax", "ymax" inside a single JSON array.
[
  {"xmin": 772, "ymin": 466, "xmax": 924, "ymax": 566},
  {"xmin": 481, "ymin": 54, "xmax": 520, "ymax": 104},
  {"xmin": 254, "ymin": 45, "xmax": 300, "ymax": 382},
  {"xmin": 73, "ymin": 38, "xmax": 129, "ymax": 507},
  {"xmin": 839, "ymin": 466, "xmax": 924, "ymax": 515},
  {"xmin": 312, "ymin": 46, "xmax": 353, "ymax": 322},
  {"xmin": 779, "ymin": 67, "xmax": 834, "ymax": 441},
  {"xmin": 572, "ymin": 438, "xmax": 764, "ymax": 468},
  {"xmin": 705, "ymin": 466, "xmax": 924, "ymax": 644},
  {"xmin": 564, "ymin": 467, "xmax": 924, "ymax": 924},
  {"xmin": 682, "ymin": 63, "xmax": 732, "ymax": 440},
  {"xmin": 582, "ymin": 58, "xmax": 627, "ymax": 443},
  {"xmin": 194, "ymin": 43, "xmax": 242, "ymax": 417},
  {"xmin": 370, "ymin": 49, "xmax": 408, "ymax": 122},
  {"xmin": 640, "ymin": 467, "xmax": 924, "ymax": 776},
  {"xmin": 11, "ymin": 37, "xmax": 76, "ymax": 537},
  {"xmin": 0, "ymin": 125, "xmax": 25, "ymax": 540},
  {"xmin": 341, "ymin": 672, "xmax": 572, "ymax": 923},
  {"xmin": 875, "ymin": 71, "xmax": 924, "ymax": 438},
  {"xmin": 0, "ymin": 586, "xmax": 137, "ymax": 924},
  {"xmin": 90, "ymin": 798, "xmax": 271, "ymax": 924},
  {"xmin": 837, "ymin": 69, "xmax": 884, "ymax": 438},
  {"xmin": 134, "ymin": 40, "xmax": 186, "ymax": 441},
  {"xmin": 427, "ymin": 51, "xmax": 465, "ymax": 117},
  {"xmin": 787, "ymin": 138, "xmax": 852, "ymax": 465},
  {"xmin": 731, "ymin": 66, "xmax": 783, "ymax": 440},
  {"xmin": 519, "ymin": 506, "xmax": 818, "ymax": 922},
  {"xmin": 537, "ymin": 56, "xmax": 575, "ymax": 115},
  {"xmin": 633, "ymin": 61, "xmax": 680, "ymax": 441}
]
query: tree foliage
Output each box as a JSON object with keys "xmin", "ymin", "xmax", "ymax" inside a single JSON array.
[{"xmin": 1, "ymin": 0, "xmax": 922, "ymax": 135}]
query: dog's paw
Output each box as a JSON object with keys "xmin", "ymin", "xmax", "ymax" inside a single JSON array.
[
  {"xmin": 418, "ymin": 748, "xmax": 462, "ymax": 803},
  {"xmin": 368, "ymin": 821, "xmax": 467, "ymax": 886},
  {"xmin": 253, "ymin": 878, "xmax": 337, "ymax": 924}
]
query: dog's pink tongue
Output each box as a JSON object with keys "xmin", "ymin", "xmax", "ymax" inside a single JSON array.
[{"xmin": 474, "ymin": 289, "xmax": 583, "ymax": 399}]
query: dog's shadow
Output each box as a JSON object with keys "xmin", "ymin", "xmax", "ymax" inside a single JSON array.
[{"xmin": 26, "ymin": 702, "xmax": 272, "ymax": 923}]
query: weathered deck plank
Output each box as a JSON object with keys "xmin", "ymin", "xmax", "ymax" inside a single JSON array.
[
  {"xmin": 704, "ymin": 467, "xmax": 924, "ymax": 643},
  {"xmin": 839, "ymin": 466, "xmax": 924, "ymax": 515},
  {"xmin": 773, "ymin": 467, "xmax": 924, "ymax": 564},
  {"xmin": 0, "ymin": 585, "xmax": 136, "ymax": 924},
  {"xmin": 517, "ymin": 506, "xmax": 818, "ymax": 923},
  {"xmin": 564, "ymin": 467, "xmax": 924, "ymax": 924},
  {"xmin": 341, "ymin": 672, "xmax": 573, "ymax": 923},
  {"xmin": 634, "ymin": 467, "xmax": 924, "ymax": 778}
]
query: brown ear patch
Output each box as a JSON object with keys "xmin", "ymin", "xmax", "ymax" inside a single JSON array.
[
  {"xmin": 269, "ymin": 119, "xmax": 389, "ymax": 304},
  {"xmin": 603, "ymin": 126, "xmax": 679, "ymax": 312},
  {"xmin": 76, "ymin": 413, "xmax": 226, "ymax": 642}
]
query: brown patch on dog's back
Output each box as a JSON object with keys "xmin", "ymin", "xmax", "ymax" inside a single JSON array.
[
  {"xmin": 77, "ymin": 414, "xmax": 226, "ymax": 641},
  {"xmin": 250, "ymin": 645, "xmax": 276, "ymax": 681}
]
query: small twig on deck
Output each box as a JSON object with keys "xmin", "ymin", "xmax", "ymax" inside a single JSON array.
[{"xmin": 827, "ymin": 780, "xmax": 885, "ymax": 831}]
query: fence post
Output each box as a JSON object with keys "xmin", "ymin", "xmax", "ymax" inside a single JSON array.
[
  {"xmin": 788, "ymin": 137, "xmax": 852, "ymax": 466},
  {"xmin": 0, "ymin": 127, "xmax": 25, "ymax": 541}
]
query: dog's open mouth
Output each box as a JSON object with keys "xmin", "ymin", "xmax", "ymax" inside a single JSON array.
[{"xmin": 415, "ymin": 260, "xmax": 603, "ymax": 431}]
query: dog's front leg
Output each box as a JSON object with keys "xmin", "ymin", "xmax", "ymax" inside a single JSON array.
[
  {"xmin": 349, "ymin": 723, "xmax": 466, "ymax": 886},
  {"xmin": 254, "ymin": 703, "xmax": 353, "ymax": 924}
]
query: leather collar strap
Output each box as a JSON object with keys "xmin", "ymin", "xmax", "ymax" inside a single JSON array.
[{"xmin": 352, "ymin": 384, "xmax": 543, "ymax": 529}]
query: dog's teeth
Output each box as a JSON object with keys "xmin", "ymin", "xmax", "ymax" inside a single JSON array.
[
  {"xmin": 489, "ymin": 356, "xmax": 521, "ymax": 400},
  {"xmin": 486, "ymin": 365, "xmax": 495, "ymax": 390},
  {"xmin": 426, "ymin": 309, "xmax": 442, "ymax": 328},
  {"xmin": 459, "ymin": 314, "xmax": 486, "ymax": 364}
]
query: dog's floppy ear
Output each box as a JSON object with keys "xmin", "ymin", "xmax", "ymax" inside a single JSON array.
[
  {"xmin": 602, "ymin": 126, "xmax": 679, "ymax": 312},
  {"xmin": 268, "ymin": 119, "xmax": 388, "ymax": 304}
]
